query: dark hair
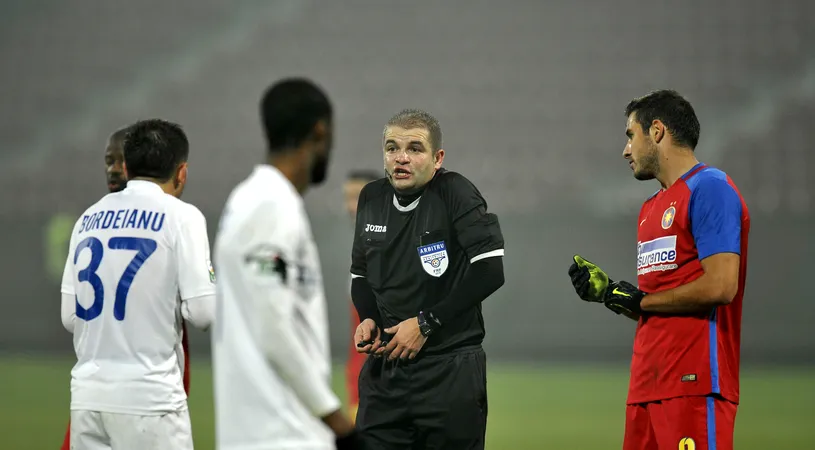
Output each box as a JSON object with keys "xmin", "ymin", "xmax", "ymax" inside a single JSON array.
[
  {"xmin": 347, "ymin": 170, "xmax": 380, "ymax": 182},
  {"xmin": 384, "ymin": 108, "xmax": 442, "ymax": 152},
  {"xmin": 624, "ymin": 90, "xmax": 700, "ymax": 149},
  {"xmin": 123, "ymin": 119, "xmax": 189, "ymax": 181},
  {"xmin": 260, "ymin": 78, "xmax": 332, "ymax": 153}
]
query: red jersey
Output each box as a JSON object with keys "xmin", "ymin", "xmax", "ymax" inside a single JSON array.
[{"xmin": 628, "ymin": 163, "xmax": 750, "ymax": 405}]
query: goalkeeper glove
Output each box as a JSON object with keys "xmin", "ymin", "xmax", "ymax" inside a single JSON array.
[
  {"xmin": 568, "ymin": 255, "xmax": 610, "ymax": 302},
  {"xmin": 603, "ymin": 280, "xmax": 645, "ymax": 316},
  {"xmin": 568, "ymin": 255, "xmax": 645, "ymax": 315}
]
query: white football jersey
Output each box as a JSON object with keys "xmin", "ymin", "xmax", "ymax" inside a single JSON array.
[
  {"xmin": 61, "ymin": 180, "xmax": 215, "ymax": 415},
  {"xmin": 213, "ymin": 165, "xmax": 340, "ymax": 450}
]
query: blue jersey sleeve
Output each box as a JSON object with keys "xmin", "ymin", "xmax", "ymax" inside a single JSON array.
[{"xmin": 687, "ymin": 171, "xmax": 743, "ymax": 260}]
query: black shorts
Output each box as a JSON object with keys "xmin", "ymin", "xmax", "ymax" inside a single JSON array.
[{"xmin": 355, "ymin": 346, "xmax": 488, "ymax": 450}]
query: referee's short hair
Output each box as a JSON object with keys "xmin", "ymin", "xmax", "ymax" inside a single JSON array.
[
  {"xmin": 260, "ymin": 78, "xmax": 332, "ymax": 154},
  {"xmin": 384, "ymin": 108, "xmax": 443, "ymax": 152}
]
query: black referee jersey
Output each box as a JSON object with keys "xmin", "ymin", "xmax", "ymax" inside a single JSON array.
[{"xmin": 350, "ymin": 168, "xmax": 504, "ymax": 354}]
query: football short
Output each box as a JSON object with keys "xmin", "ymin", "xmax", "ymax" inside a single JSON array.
[
  {"xmin": 357, "ymin": 346, "xmax": 488, "ymax": 450},
  {"xmin": 624, "ymin": 395, "xmax": 737, "ymax": 450},
  {"xmin": 70, "ymin": 409, "xmax": 193, "ymax": 450}
]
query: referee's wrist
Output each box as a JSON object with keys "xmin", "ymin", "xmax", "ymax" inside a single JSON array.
[{"xmin": 418, "ymin": 310, "xmax": 442, "ymax": 336}]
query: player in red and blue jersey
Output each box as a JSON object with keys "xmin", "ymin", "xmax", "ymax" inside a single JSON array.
[{"xmin": 568, "ymin": 90, "xmax": 750, "ymax": 450}]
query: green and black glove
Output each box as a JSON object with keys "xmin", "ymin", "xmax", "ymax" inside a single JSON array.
[
  {"xmin": 568, "ymin": 255, "xmax": 611, "ymax": 302},
  {"xmin": 568, "ymin": 255, "xmax": 645, "ymax": 315},
  {"xmin": 603, "ymin": 280, "xmax": 645, "ymax": 316}
]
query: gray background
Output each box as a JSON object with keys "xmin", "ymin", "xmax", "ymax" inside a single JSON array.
[{"xmin": 1, "ymin": 0, "xmax": 812, "ymax": 365}]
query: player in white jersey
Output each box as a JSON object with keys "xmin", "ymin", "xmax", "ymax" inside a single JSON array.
[
  {"xmin": 212, "ymin": 78, "xmax": 358, "ymax": 450},
  {"xmin": 60, "ymin": 119, "xmax": 215, "ymax": 450}
]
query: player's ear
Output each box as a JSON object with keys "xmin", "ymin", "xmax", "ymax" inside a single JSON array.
[
  {"xmin": 433, "ymin": 149, "xmax": 445, "ymax": 170},
  {"xmin": 651, "ymin": 120, "xmax": 665, "ymax": 144},
  {"xmin": 176, "ymin": 162, "xmax": 188, "ymax": 187},
  {"xmin": 311, "ymin": 120, "xmax": 329, "ymax": 145}
]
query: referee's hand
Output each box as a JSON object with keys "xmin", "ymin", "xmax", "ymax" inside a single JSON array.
[
  {"xmin": 383, "ymin": 318, "xmax": 428, "ymax": 360},
  {"xmin": 355, "ymin": 318, "xmax": 384, "ymax": 354}
]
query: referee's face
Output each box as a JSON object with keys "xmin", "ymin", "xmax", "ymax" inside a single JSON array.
[{"xmin": 383, "ymin": 126, "xmax": 444, "ymax": 194}]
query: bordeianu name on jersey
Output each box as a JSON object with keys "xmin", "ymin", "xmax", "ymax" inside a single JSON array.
[
  {"xmin": 636, "ymin": 235, "xmax": 678, "ymax": 275},
  {"xmin": 79, "ymin": 209, "xmax": 166, "ymax": 234}
]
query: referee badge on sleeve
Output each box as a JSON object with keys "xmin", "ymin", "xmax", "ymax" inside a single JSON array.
[{"xmin": 417, "ymin": 241, "xmax": 448, "ymax": 277}]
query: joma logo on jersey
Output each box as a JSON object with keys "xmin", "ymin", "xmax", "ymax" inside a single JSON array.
[
  {"xmin": 417, "ymin": 241, "xmax": 448, "ymax": 277},
  {"xmin": 365, "ymin": 224, "xmax": 387, "ymax": 233},
  {"xmin": 637, "ymin": 235, "xmax": 679, "ymax": 275}
]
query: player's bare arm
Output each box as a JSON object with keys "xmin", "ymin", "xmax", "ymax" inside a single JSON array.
[{"xmin": 640, "ymin": 252, "xmax": 739, "ymax": 313}]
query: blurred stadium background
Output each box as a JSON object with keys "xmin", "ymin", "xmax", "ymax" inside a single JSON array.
[{"xmin": 1, "ymin": 0, "xmax": 813, "ymax": 448}]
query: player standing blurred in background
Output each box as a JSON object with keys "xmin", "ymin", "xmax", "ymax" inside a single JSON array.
[
  {"xmin": 103, "ymin": 127, "xmax": 129, "ymax": 193},
  {"xmin": 212, "ymin": 78, "xmax": 358, "ymax": 450},
  {"xmin": 342, "ymin": 169, "xmax": 380, "ymax": 423},
  {"xmin": 61, "ymin": 119, "xmax": 215, "ymax": 449},
  {"xmin": 59, "ymin": 125, "xmax": 197, "ymax": 449},
  {"xmin": 568, "ymin": 90, "xmax": 750, "ymax": 450},
  {"xmin": 351, "ymin": 109, "xmax": 505, "ymax": 449}
]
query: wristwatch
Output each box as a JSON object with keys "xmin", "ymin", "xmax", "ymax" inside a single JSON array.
[{"xmin": 417, "ymin": 310, "xmax": 441, "ymax": 337}]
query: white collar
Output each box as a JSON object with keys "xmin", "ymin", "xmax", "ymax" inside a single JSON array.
[
  {"xmin": 125, "ymin": 180, "xmax": 164, "ymax": 193},
  {"xmin": 392, "ymin": 194, "xmax": 420, "ymax": 212}
]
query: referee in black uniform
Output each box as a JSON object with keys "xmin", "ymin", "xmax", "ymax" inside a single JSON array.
[{"xmin": 350, "ymin": 109, "xmax": 505, "ymax": 449}]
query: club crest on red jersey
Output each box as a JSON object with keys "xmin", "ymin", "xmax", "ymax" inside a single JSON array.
[{"xmin": 661, "ymin": 206, "xmax": 676, "ymax": 229}]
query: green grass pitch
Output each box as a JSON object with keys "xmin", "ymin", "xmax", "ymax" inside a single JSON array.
[{"xmin": 1, "ymin": 356, "xmax": 813, "ymax": 449}]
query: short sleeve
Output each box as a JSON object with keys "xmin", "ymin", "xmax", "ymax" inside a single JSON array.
[
  {"xmin": 689, "ymin": 176, "xmax": 742, "ymax": 260},
  {"xmin": 241, "ymin": 200, "xmax": 302, "ymax": 288},
  {"xmin": 176, "ymin": 205, "xmax": 217, "ymax": 300},
  {"xmin": 441, "ymin": 173, "xmax": 505, "ymax": 262},
  {"xmin": 350, "ymin": 183, "xmax": 369, "ymax": 278}
]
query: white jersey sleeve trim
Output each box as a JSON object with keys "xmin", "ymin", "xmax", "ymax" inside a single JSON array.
[
  {"xmin": 350, "ymin": 273, "xmax": 365, "ymax": 279},
  {"xmin": 470, "ymin": 248, "xmax": 504, "ymax": 263}
]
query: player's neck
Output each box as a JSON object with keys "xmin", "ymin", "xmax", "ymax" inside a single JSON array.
[
  {"xmin": 657, "ymin": 150, "xmax": 699, "ymax": 189},
  {"xmin": 266, "ymin": 154, "xmax": 308, "ymax": 195}
]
